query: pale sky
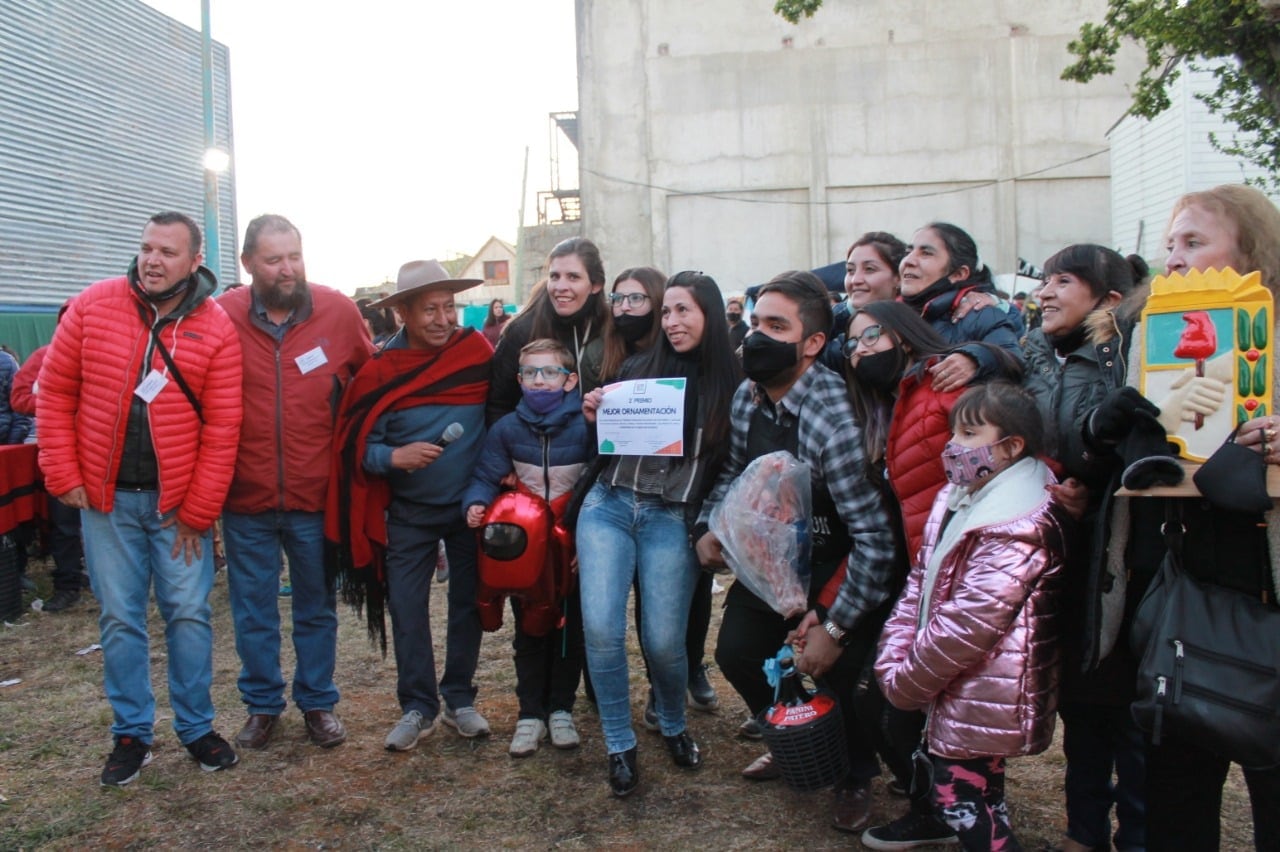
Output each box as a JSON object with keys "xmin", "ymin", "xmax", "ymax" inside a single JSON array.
[{"xmin": 142, "ymin": 0, "xmax": 579, "ymax": 292}]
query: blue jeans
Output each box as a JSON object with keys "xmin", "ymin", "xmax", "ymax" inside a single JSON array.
[
  {"xmin": 577, "ymin": 482, "xmax": 699, "ymax": 755},
  {"xmin": 384, "ymin": 505, "xmax": 482, "ymax": 717},
  {"xmin": 223, "ymin": 511, "xmax": 339, "ymax": 715},
  {"xmin": 81, "ymin": 490, "xmax": 216, "ymax": 745}
]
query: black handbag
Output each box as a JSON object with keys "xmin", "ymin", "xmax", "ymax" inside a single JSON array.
[
  {"xmin": 1192, "ymin": 427, "xmax": 1272, "ymax": 514},
  {"xmin": 1129, "ymin": 514, "xmax": 1280, "ymax": 769}
]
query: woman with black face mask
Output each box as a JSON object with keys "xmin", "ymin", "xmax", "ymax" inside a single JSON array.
[
  {"xmin": 846, "ymin": 300, "xmax": 973, "ymax": 560},
  {"xmin": 1021, "ymin": 244, "xmax": 1149, "ymax": 852},
  {"xmin": 846, "ymin": 299, "xmax": 1025, "ymax": 850},
  {"xmin": 599, "ymin": 267, "xmax": 665, "ymax": 382}
]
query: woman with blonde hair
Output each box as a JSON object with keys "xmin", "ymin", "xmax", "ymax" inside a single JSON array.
[{"xmin": 1087, "ymin": 184, "xmax": 1280, "ymax": 850}]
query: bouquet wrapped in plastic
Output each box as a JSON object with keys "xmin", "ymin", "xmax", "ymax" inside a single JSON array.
[{"xmin": 709, "ymin": 450, "xmax": 812, "ymax": 617}]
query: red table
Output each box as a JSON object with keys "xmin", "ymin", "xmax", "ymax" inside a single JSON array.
[{"xmin": 0, "ymin": 444, "xmax": 44, "ymax": 534}]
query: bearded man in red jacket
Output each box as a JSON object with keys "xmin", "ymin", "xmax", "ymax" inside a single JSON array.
[
  {"xmin": 38, "ymin": 212, "xmax": 243, "ymax": 787},
  {"xmin": 218, "ymin": 214, "xmax": 373, "ymax": 752}
]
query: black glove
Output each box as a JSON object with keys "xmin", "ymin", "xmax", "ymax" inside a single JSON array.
[{"xmin": 1087, "ymin": 387, "xmax": 1160, "ymax": 446}]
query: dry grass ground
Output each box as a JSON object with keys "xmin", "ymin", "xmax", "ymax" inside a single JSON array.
[{"xmin": 0, "ymin": 554, "xmax": 1257, "ymax": 850}]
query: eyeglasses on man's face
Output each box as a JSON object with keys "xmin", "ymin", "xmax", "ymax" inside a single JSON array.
[
  {"xmin": 518, "ymin": 365, "xmax": 572, "ymax": 384},
  {"xmin": 609, "ymin": 292, "xmax": 650, "ymax": 308}
]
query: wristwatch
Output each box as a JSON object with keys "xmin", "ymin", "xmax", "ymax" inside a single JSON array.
[{"xmin": 822, "ymin": 619, "xmax": 851, "ymax": 647}]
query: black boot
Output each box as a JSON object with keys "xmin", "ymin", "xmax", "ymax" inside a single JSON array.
[
  {"xmin": 663, "ymin": 731, "xmax": 702, "ymax": 769},
  {"xmin": 608, "ymin": 747, "xmax": 638, "ymax": 797}
]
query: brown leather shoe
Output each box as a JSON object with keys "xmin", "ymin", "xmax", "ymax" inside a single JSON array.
[
  {"xmin": 304, "ymin": 709, "xmax": 347, "ymax": 748},
  {"xmin": 741, "ymin": 751, "xmax": 783, "ymax": 781},
  {"xmin": 234, "ymin": 714, "xmax": 278, "ymax": 750},
  {"xmin": 831, "ymin": 779, "xmax": 872, "ymax": 834}
]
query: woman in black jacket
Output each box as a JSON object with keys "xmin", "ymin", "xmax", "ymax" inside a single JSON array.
[
  {"xmin": 487, "ymin": 238, "xmax": 610, "ymax": 425},
  {"xmin": 1022, "ymin": 244, "xmax": 1149, "ymax": 852},
  {"xmin": 1088, "ymin": 184, "xmax": 1280, "ymax": 851}
]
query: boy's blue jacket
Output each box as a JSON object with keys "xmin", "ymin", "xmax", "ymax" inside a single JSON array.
[{"xmin": 463, "ymin": 388, "xmax": 593, "ymax": 510}]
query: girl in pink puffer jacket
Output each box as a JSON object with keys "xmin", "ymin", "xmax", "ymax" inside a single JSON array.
[{"xmin": 873, "ymin": 382, "xmax": 1068, "ymax": 852}]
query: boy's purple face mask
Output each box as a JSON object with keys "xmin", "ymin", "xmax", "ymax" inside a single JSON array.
[{"xmin": 522, "ymin": 387, "xmax": 565, "ymax": 415}]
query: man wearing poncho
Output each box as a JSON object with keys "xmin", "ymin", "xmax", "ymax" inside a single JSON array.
[{"xmin": 326, "ymin": 260, "xmax": 492, "ymax": 751}]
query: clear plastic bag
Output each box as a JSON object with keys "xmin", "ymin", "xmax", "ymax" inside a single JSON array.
[{"xmin": 709, "ymin": 450, "xmax": 811, "ymax": 616}]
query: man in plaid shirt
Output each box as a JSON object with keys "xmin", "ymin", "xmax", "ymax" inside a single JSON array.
[{"xmin": 694, "ymin": 271, "xmax": 900, "ymax": 836}]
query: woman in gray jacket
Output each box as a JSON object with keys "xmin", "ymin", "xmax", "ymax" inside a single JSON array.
[{"xmin": 1022, "ymin": 245, "xmax": 1149, "ymax": 852}]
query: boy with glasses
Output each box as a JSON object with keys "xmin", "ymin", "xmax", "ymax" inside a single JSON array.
[{"xmin": 463, "ymin": 339, "xmax": 593, "ymax": 757}]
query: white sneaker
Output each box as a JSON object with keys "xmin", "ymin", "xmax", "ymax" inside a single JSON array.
[
  {"xmin": 442, "ymin": 704, "xmax": 491, "ymax": 738},
  {"xmin": 548, "ymin": 710, "xmax": 580, "ymax": 749},
  {"xmin": 509, "ymin": 718, "xmax": 548, "ymax": 757},
  {"xmin": 385, "ymin": 710, "xmax": 434, "ymax": 751}
]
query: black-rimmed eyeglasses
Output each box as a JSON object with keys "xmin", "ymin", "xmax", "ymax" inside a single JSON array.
[{"xmin": 841, "ymin": 325, "xmax": 885, "ymax": 357}]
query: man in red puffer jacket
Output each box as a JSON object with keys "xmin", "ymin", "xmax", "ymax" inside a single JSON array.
[{"xmin": 38, "ymin": 212, "xmax": 243, "ymax": 787}]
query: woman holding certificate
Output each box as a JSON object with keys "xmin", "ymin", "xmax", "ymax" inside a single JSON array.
[
  {"xmin": 578, "ymin": 271, "xmax": 742, "ymax": 797},
  {"xmin": 601, "ymin": 266, "xmax": 724, "ymax": 729}
]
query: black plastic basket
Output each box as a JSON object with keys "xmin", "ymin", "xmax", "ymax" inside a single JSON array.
[
  {"xmin": 761, "ymin": 685, "xmax": 850, "ymax": 792},
  {"xmin": 0, "ymin": 534, "xmax": 22, "ymax": 622}
]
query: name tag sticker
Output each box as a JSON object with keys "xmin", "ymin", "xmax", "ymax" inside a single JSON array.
[
  {"xmin": 296, "ymin": 346, "xmax": 328, "ymax": 375},
  {"xmin": 135, "ymin": 369, "xmax": 168, "ymax": 403}
]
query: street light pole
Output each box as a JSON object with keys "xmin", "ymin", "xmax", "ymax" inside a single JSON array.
[{"xmin": 200, "ymin": 0, "xmax": 220, "ymax": 282}]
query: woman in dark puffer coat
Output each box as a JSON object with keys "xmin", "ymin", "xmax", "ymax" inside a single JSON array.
[{"xmin": 1022, "ymin": 244, "xmax": 1149, "ymax": 852}]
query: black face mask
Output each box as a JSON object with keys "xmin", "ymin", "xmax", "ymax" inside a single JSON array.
[
  {"xmin": 853, "ymin": 349, "xmax": 904, "ymax": 393},
  {"xmin": 144, "ymin": 279, "xmax": 190, "ymax": 304},
  {"xmin": 727, "ymin": 312, "xmax": 742, "ymax": 324},
  {"xmin": 1044, "ymin": 296, "xmax": 1106, "ymax": 356},
  {"xmin": 742, "ymin": 331, "xmax": 799, "ymax": 384},
  {"xmin": 129, "ymin": 258, "xmax": 192, "ymax": 305},
  {"xmin": 612, "ymin": 312, "xmax": 654, "ymax": 344},
  {"xmin": 900, "ymin": 275, "xmax": 957, "ymax": 312},
  {"xmin": 1046, "ymin": 323, "xmax": 1088, "ymax": 356}
]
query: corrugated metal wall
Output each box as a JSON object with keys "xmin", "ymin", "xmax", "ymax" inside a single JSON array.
[
  {"xmin": 0, "ymin": 0, "xmax": 236, "ymax": 307},
  {"xmin": 1110, "ymin": 61, "xmax": 1280, "ymax": 260}
]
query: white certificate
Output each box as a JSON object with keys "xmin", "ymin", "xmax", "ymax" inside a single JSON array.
[{"xmin": 596, "ymin": 378, "xmax": 686, "ymax": 456}]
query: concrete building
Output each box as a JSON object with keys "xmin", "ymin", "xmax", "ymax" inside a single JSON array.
[
  {"xmin": 0, "ymin": 0, "xmax": 234, "ymax": 357},
  {"xmin": 576, "ymin": 0, "xmax": 1147, "ymax": 292},
  {"xmin": 1109, "ymin": 60, "xmax": 1280, "ymax": 260}
]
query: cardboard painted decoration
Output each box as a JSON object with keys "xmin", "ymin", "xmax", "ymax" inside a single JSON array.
[{"xmin": 1139, "ymin": 268, "xmax": 1272, "ymax": 462}]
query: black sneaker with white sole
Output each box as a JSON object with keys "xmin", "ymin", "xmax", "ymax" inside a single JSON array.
[
  {"xmin": 185, "ymin": 731, "xmax": 239, "ymax": 772},
  {"xmin": 101, "ymin": 736, "xmax": 153, "ymax": 787},
  {"xmin": 860, "ymin": 811, "xmax": 958, "ymax": 850}
]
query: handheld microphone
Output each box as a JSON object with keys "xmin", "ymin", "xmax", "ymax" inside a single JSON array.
[{"xmin": 433, "ymin": 422, "xmax": 465, "ymax": 448}]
